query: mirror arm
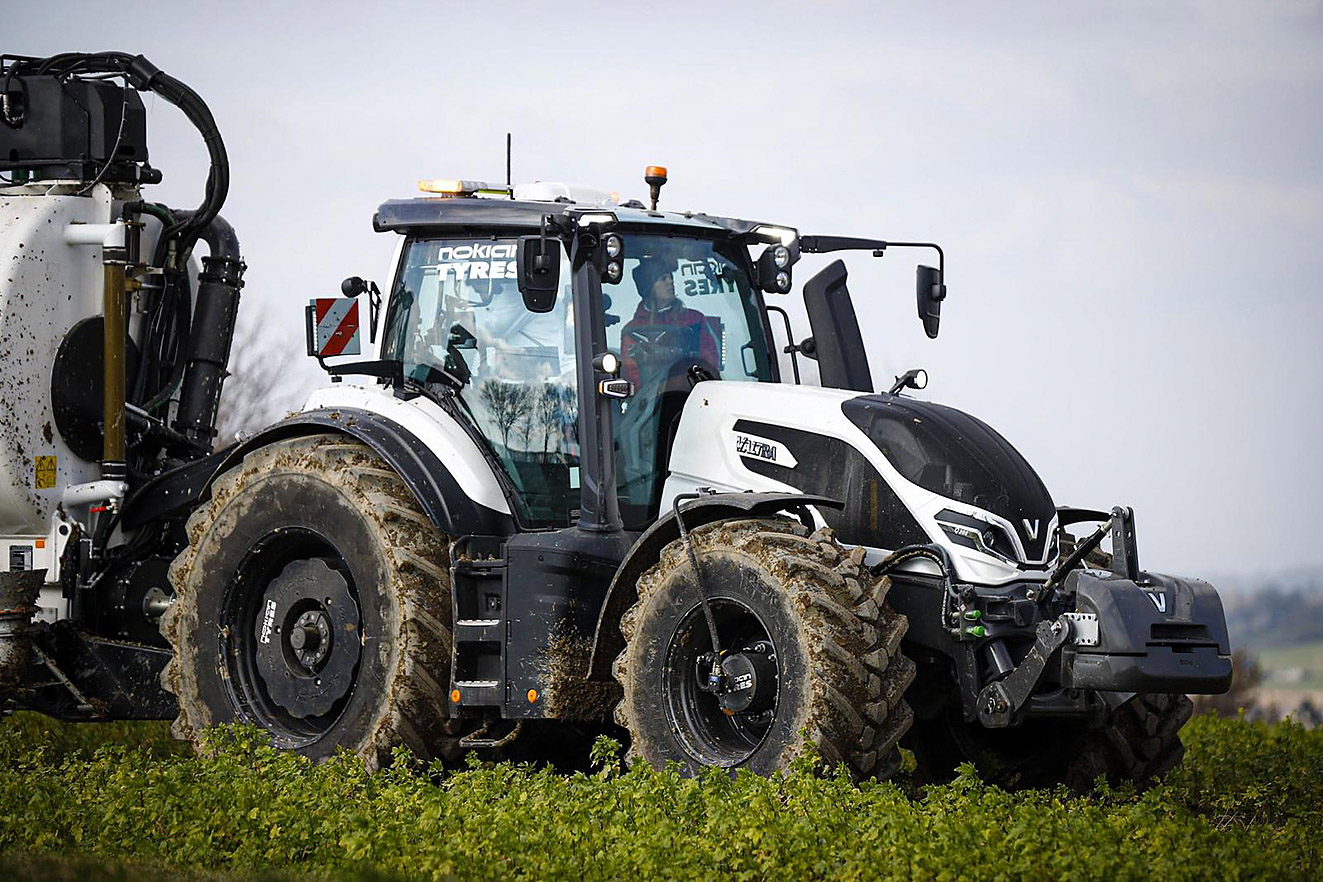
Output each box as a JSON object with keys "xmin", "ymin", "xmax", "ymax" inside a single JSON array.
[
  {"xmin": 885, "ymin": 241, "xmax": 944, "ymax": 296},
  {"xmin": 764, "ymin": 304, "xmax": 801, "ymax": 384},
  {"xmin": 800, "ymin": 236, "xmax": 945, "ymax": 294},
  {"xmin": 368, "ymin": 281, "xmax": 381, "ymax": 338}
]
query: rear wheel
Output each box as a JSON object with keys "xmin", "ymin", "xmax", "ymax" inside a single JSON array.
[
  {"xmin": 161, "ymin": 434, "xmax": 465, "ymax": 768},
  {"xmin": 613, "ymin": 518, "xmax": 914, "ymax": 780}
]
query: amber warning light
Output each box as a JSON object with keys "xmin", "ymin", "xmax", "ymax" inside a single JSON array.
[{"xmin": 645, "ymin": 165, "xmax": 668, "ymax": 210}]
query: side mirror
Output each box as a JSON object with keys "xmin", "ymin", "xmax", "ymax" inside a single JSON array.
[
  {"xmin": 916, "ymin": 265, "xmax": 945, "ymax": 339},
  {"xmin": 887, "ymin": 367, "xmax": 928, "ymax": 395},
  {"xmin": 339, "ymin": 276, "xmax": 381, "ymax": 339},
  {"xmin": 517, "ymin": 234, "xmax": 560, "ymax": 313}
]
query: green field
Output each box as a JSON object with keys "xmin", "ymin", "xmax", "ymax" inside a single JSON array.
[
  {"xmin": 0, "ymin": 712, "xmax": 1319, "ymax": 881},
  {"xmin": 1259, "ymin": 640, "xmax": 1323, "ymax": 687}
]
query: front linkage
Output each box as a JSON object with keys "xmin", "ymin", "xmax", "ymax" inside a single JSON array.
[{"xmin": 888, "ymin": 506, "xmax": 1232, "ymax": 730}]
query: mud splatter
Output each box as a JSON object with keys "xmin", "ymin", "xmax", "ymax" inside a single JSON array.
[{"xmin": 537, "ymin": 632, "xmax": 621, "ymax": 722}]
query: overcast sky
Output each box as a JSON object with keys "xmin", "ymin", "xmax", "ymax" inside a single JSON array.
[{"xmin": 11, "ymin": 0, "xmax": 1322, "ymax": 583}]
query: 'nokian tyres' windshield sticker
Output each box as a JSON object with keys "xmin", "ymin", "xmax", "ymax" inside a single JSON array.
[
  {"xmin": 678, "ymin": 258, "xmax": 739, "ymax": 297},
  {"xmin": 427, "ymin": 241, "xmax": 518, "ymax": 281}
]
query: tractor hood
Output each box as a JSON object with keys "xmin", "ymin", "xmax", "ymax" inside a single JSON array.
[
  {"xmin": 841, "ymin": 394, "xmax": 1057, "ymax": 561},
  {"xmin": 662, "ymin": 382, "xmax": 1059, "ymax": 581}
]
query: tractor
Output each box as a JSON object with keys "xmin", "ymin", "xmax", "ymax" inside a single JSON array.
[{"xmin": 0, "ymin": 52, "xmax": 1232, "ymax": 788}]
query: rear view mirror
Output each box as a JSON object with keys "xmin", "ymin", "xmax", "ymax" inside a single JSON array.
[
  {"xmin": 339, "ymin": 275, "xmax": 381, "ymax": 340},
  {"xmin": 916, "ymin": 265, "xmax": 946, "ymax": 339},
  {"xmin": 517, "ymin": 235, "xmax": 560, "ymax": 313}
]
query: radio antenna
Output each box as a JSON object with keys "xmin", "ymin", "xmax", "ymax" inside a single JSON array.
[{"xmin": 506, "ymin": 133, "xmax": 512, "ymax": 199}]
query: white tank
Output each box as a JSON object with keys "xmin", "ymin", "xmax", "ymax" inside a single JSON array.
[{"xmin": 0, "ymin": 182, "xmax": 142, "ymax": 535}]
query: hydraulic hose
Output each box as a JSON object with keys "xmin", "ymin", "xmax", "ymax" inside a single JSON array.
[{"xmin": 10, "ymin": 52, "xmax": 228, "ymax": 254}]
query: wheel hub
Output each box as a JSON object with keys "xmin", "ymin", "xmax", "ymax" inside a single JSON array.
[
  {"xmin": 289, "ymin": 609, "xmax": 333, "ymax": 670},
  {"xmin": 666, "ymin": 597, "xmax": 781, "ymax": 767},
  {"xmin": 253, "ymin": 558, "xmax": 361, "ymax": 719},
  {"xmin": 717, "ymin": 642, "xmax": 778, "ymax": 715}
]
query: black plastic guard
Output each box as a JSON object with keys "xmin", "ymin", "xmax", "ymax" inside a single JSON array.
[{"xmin": 1061, "ymin": 570, "xmax": 1232, "ymax": 694}]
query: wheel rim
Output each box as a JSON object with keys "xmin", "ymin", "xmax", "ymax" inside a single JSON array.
[
  {"xmin": 219, "ymin": 527, "xmax": 363, "ymax": 747},
  {"xmin": 662, "ymin": 597, "xmax": 781, "ymax": 768}
]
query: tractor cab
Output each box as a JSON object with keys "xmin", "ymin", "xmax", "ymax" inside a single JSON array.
[{"xmin": 355, "ymin": 181, "xmax": 787, "ymax": 533}]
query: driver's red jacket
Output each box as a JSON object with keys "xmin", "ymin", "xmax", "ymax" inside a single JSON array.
[{"xmin": 620, "ymin": 301, "xmax": 721, "ymax": 387}]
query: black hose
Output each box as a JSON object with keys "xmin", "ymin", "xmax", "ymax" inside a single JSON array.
[
  {"xmin": 871, "ymin": 543, "xmax": 959, "ymax": 598},
  {"xmin": 672, "ymin": 493, "xmax": 722, "ymax": 657},
  {"xmin": 7, "ymin": 52, "xmax": 229, "ymax": 254},
  {"xmin": 169, "ymin": 211, "xmax": 245, "ymax": 446}
]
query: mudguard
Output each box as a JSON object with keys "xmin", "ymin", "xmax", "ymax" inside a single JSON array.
[
  {"xmin": 585, "ymin": 491, "xmax": 841, "ymax": 680},
  {"xmin": 1062, "ymin": 569, "xmax": 1233, "ymax": 694},
  {"xmin": 205, "ymin": 408, "xmax": 516, "ymax": 538}
]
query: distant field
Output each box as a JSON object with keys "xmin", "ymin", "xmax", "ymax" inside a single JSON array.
[{"xmin": 1259, "ymin": 640, "xmax": 1323, "ymax": 686}]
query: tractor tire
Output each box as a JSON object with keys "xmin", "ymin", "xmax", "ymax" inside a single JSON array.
[
  {"xmin": 906, "ymin": 688, "xmax": 1193, "ymax": 791},
  {"xmin": 612, "ymin": 517, "xmax": 914, "ymax": 780},
  {"xmin": 161, "ymin": 434, "xmax": 466, "ymax": 769}
]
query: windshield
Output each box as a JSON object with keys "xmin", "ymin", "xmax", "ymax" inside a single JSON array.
[
  {"xmin": 607, "ymin": 233, "xmax": 775, "ymax": 528},
  {"xmin": 382, "ymin": 237, "xmax": 579, "ymax": 528}
]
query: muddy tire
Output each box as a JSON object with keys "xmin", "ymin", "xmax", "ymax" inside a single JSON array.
[
  {"xmin": 907, "ymin": 689, "xmax": 1193, "ymax": 791},
  {"xmin": 1064, "ymin": 692, "xmax": 1193, "ymax": 788},
  {"xmin": 161, "ymin": 434, "xmax": 465, "ymax": 769},
  {"xmin": 612, "ymin": 518, "xmax": 914, "ymax": 780}
]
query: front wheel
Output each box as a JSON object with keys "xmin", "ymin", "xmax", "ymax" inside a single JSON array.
[
  {"xmin": 161, "ymin": 434, "xmax": 464, "ymax": 768},
  {"xmin": 613, "ymin": 518, "xmax": 914, "ymax": 780},
  {"xmin": 906, "ymin": 684, "xmax": 1193, "ymax": 791}
]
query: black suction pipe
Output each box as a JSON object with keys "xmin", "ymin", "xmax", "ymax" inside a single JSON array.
[{"xmin": 170, "ymin": 212, "xmax": 244, "ymax": 447}]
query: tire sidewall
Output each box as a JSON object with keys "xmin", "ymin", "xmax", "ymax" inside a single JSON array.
[{"xmin": 625, "ymin": 549, "xmax": 813, "ymax": 775}]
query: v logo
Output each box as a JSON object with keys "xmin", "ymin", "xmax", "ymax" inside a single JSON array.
[
  {"xmin": 1146, "ymin": 592, "xmax": 1167, "ymax": 614},
  {"xmin": 1022, "ymin": 518, "xmax": 1040, "ymax": 541}
]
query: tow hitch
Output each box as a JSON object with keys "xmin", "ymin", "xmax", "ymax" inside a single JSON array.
[{"xmin": 977, "ymin": 616, "xmax": 1073, "ymax": 728}]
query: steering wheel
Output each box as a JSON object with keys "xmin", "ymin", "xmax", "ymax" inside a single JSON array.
[{"xmin": 624, "ymin": 323, "xmax": 698, "ymax": 363}]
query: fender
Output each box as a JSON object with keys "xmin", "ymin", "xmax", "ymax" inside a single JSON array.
[
  {"xmin": 585, "ymin": 492, "xmax": 841, "ymax": 680},
  {"xmin": 205, "ymin": 408, "xmax": 516, "ymax": 538}
]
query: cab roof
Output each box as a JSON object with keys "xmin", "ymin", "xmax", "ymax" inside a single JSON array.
[{"xmin": 372, "ymin": 196, "xmax": 775, "ymax": 239}]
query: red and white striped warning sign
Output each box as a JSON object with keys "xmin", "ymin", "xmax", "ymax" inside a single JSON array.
[{"xmin": 311, "ymin": 297, "xmax": 361, "ymax": 357}]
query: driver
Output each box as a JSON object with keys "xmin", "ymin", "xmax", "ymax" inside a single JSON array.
[{"xmin": 620, "ymin": 258, "xmax": 720, "ymax": 387}]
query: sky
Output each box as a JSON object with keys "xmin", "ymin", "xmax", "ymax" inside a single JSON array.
[{"xmin": 9, "ymin": 0, "xmax": 1322, "ymax": 582}]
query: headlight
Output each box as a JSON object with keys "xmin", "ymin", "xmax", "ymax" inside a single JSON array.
[
  {"xmin": 772, "ymin": 245, "xmax": 790, "ymax": 269},
  {"xmin": 605, "ymin": 234, "xmax": 623, "ymax": 259}
]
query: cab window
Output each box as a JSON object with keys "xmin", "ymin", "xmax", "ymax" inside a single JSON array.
[
  {"xmin": 605, "ymin": 234, "xmax": 774, "ymax": 528},
  {"xmin": 382, "ymin": 237, "xmax": 579, "ymax": 527}
]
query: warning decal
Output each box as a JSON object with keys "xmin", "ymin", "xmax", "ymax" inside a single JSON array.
[
  {"xmin": 312, "ymin": 298, "xmax": 361, "ymax": 357},
  {"xmin": 34, "ymin": 455, "xmax": 56, "ymax": 489}
]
